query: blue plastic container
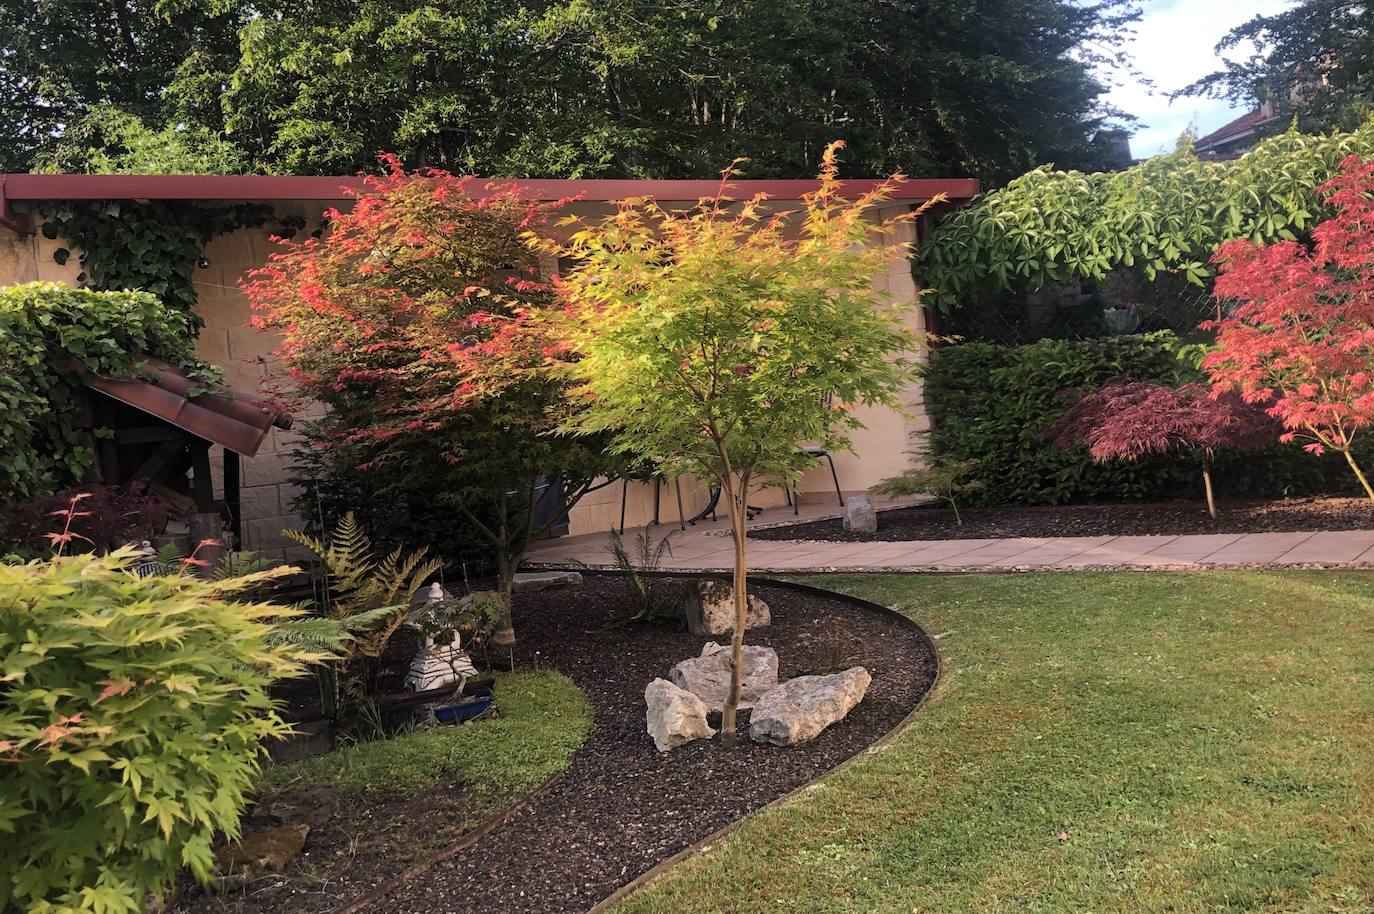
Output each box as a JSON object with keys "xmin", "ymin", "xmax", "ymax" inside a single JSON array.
[{"xmin": 432, "ymin": 696, "xmax": 494, "ymax": 724}]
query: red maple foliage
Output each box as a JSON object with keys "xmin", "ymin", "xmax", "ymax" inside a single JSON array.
[
  {"xmin": 1203, "ymin": 155, "xmax": 1374, "ymax": 500},
  {"xmin": 1046, "ymin": 380, "xmax": 1279, "ymax": 517}
]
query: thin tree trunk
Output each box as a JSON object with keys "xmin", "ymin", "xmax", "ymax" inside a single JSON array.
[
  {"xmin": 1344, "ymin": 449, "xmax": 1374, "ymax": 501},
  {"xmin": 492, "ymin": 497, "xmax": 518, "ymax": 647},
  {"xmin": 1201, "ymin": 458, "xmax": 1217, "ymax": 520}
]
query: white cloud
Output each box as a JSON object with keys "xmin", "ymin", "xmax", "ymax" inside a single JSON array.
[{"xmin": 1104, "ymin": 0, "xmax": 1294, "ymax": 157}]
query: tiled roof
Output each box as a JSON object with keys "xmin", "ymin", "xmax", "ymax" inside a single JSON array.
[{"xmin": 1194, "ymin": 107, "xmax": 1282, "ymax": 152}]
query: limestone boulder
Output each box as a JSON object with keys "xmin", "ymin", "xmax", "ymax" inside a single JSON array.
[
  {"xmin": 685, "ymin": 578, "xmax": 770, "ymax": 636},
  {"xmin": 511, "ymin": 570, "xmax": 583, "ymax": 593},
  {"xmin": 669, "ymin": 641, "xmax": 779, "ymax": 712},
  {"xmin": 748, "ymin": 666, "xmax": 871, "ymax": 746},
  {"xmin": 645, "ymin": 678, "xmax": 715, "ymax": 751},
  {"xmin": 213, "ymin": 823, "xmax": 310, "ymax": 888},
  {"xmin": 842, "ymin": 495, "xmax": 877, "ymax": 534}
]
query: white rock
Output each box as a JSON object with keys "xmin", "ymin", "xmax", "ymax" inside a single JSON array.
[
  {"xmin": 511, "ymin": 571, "xmax": 583, "ymax": 593},
  {"xmin": 842, "ymin": 495, "xmax": 877, "ymax": 534},
  {"xmin": 644, "ymin": 678, "xmax": 715, "ymax": 751},
  {"xmin": 684, "ymin": 579, "xmax": 770, "ymax": 636},
  {"xmin": 669, "ymin": 641, "xmax": 779, "ymax": 712},
  {"xmin": 748, "ymin": 666, "xmax": 871, "ymax": 746}
]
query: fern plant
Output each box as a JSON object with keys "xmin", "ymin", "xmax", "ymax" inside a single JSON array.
[
  {"xmin": 605, "ymin": 528, "xmax": 681, "ymax": 624},
  {"xmin": 284, "ymin": 512, "xmax": 442, "ymax": 700}
]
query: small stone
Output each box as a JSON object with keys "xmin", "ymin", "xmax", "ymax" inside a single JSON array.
[
  {"xmin": 842, "ymin": 495, "xmax": 877, "ymax": 534},
  {"xmin": 669, "ymin": 641, "xmax": 779, "ymax": 712},
  {"xmin": 511, "ymin": 571, "xmax": 584, "ymax": 593},
  {"xmin": 684, "ymin": 578, "xmax": 770, "ymax": 636},
  {"xmin": 748, "ymin": 666, "xmax": 871, "ymax": 746},
  {"xmin": 645, "ymin": 678, "xmax": 715, "ymax": 751},
  {"xmin": 213, "ymin": 823, "xmax": 310, "ymax": 888}
]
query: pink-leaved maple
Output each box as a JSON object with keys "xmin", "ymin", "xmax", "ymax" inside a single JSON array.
[
  {"xmin": 1046, "ymin": 380, "xmax": 1279, "ymax": 518},
  {"xmin": 1204, "ymin": 155, "xmax": 1374, "ymax": 500}
]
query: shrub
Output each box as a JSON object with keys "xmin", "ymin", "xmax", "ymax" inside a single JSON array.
[
  {"xmin": 0, "ymin": 550, "xmax": 315, "ymax": 913},
  {"xmin": 925, "ymin": 332, "xmax": 1338, "ymax": 506},
  {"xmin": 0, "ymin": 484, "xmax": 171, "ymax": 557},
  {"xmin": 0, "ymin": 282, "xmax": 211, "ymax": 500},
  {"xmin": 873, "ymin": 457, "xmax": 986, "ymax": 525}
]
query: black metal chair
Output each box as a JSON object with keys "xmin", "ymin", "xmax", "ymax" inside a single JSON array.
[
  {"xmin": 786, "ymin": 445, "xmax": 844, "ymax": 515},
  {"xmin": 617, "ymin": 466, "xmax": 687, "ymax": 534}
]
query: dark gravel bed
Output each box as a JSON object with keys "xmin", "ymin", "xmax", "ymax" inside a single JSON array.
[
  {"xmin": 184, "ymin": 574, "xmax": 936, "ymax": 914},
  {"xmin": 749, "ymin": 496, "xmax": 1374, "ymax": 543}
]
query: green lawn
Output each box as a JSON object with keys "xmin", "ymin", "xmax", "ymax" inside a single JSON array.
[
  {"xmin": 613, "ymin": 572, "xmax": 1374, "ymax": 914},
  {"xmin": 261, "ymin": 670, "xmax": 592, "ymax": 800}
]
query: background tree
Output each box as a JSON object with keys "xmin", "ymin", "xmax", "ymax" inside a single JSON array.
[
  {"xmin": 1177, "ymin": 0, "xmax": 1374, "ymax": 137},
  {"xmin": 1044, "ymin": 381, "xmax": 1279, "ymax": 518},
  {"xmin": 548, "ymin": 144, "xmax": 936, "ymax": 743},
  {"xmin": 1204, "ymin": 156, "xmax": 1374, "ymax": 501},
  {"xmin": 1, "ymin": 0, "xmax": 1139, "ymax": 186},
  {"xmin": 244, "ymin": 157, "xmax": 618, "ymax": 645}
]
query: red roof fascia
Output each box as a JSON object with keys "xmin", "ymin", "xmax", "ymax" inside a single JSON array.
[{"xmin": 0, "ymin": 172, "xmax": 978, "ymax": 204}]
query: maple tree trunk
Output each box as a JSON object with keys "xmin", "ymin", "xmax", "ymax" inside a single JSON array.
[
  {"xmin": 1343, "ymin": 450, "xmax": 1374, "ymax": 501},
  {"xmin": 1201, "ymin": 459, "xmax": 1217, "ymax": 520},
  {"xmin": 718, "ymin": 472, "xmax": 750, "ymax": 748}
]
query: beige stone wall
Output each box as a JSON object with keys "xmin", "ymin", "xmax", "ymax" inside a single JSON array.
[{"xmin": 0, "ymin": 196, "xmax": 929, "ymax": 547}]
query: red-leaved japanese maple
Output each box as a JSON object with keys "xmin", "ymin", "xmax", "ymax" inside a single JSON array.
[
  {"xmin": 1204, "ymin": 155, "xmax": 1374, "ymax": 500},
  {"xmin": 1046, "ymin": 381, "xmax": 1279, "ymax": 518},
  {"xmin": 243, "ymin": 155, "xmax": 618, "ymax": 644}
]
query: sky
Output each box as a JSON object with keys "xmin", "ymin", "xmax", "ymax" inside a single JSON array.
[{"xmin": 1105, "ymin": 0, "xmax": 1293, "ymax": 157}]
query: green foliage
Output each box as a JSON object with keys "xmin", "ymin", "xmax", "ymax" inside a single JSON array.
[
  {"xmin": 0, "ymin": 550, "xmax": 317, "ymax": 913},
  {"xmin": 0, "ymin": 282, "xmax": 213, "ymax": 500},
  {"xmin": 33, "ymin": 104, "xmax": 250, "ymax": 176},
  {"xmin": 605, "ymin": 529, "xmax": 682, "ymax": 624},
  {"xmin": 918, "ymin": 119, "xmax": 1374, "ymax": 312},
  {"xmin": 924, "ymin": 333, "xmax": 1338, "ymax": 506},
  {"xmin": 873, "ymin": 457, "xmax": 986, "ymax": 525},
  {"xmin": 260, "ymin": 671, "xmax": 592, "ymax": 799},
  {"xmin": 34, "ymin": 200, "xmax": 270, "ymax": 326}
]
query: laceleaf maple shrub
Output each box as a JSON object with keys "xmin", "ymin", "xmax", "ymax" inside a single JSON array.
[
  {"xmin": 1045, "ymin": 381, "xmax": 1279, "ymax": 518},
  {"xmin": 547, "ymin": 143, "xmax": 940, "ymax": 743},
  {"xmin": 1204, "ymin": 156, "xmax": 1374, "ymax": 500},
  {"xmin": 244, "ymin": 156, "xmax": 618, "ymax": 644}
]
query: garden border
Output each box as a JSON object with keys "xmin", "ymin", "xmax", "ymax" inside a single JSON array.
[{"xmin": 582, "ymin": 572, "xmax": 943, "ymax": 914}]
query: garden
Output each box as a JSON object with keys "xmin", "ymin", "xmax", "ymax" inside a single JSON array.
[{"xmin": 7, "ymin": 113, "xmax": 1374, "ymax": 914}]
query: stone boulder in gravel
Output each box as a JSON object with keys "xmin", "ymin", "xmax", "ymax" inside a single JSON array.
[
  {"xmin": 842, "ymin": 495, "xmax": 877, "ymax": 533},
  {"xmin": 749, "ymin": 666, "xmax": 871, "ymax": 746},
  {"xmin": 685, "ymin": 578, "xmax": 770, "ymax": 636},
  {"xmin": 644, "ymin": 678, "xmax": 715, "ymax": 751},
  {"xmin": 511, "ymin": 570, "xmax": 583, "ymax": 593},
  {"xmin": 669, "ymin": 641, "xmax": 779, "ymax": 712}
]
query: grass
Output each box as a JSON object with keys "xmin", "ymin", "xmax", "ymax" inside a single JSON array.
[
  {"xmin": 261, "ymin": 670, "xmax": 593, "ymax": 799},
  {"xmin": 612, "ymin": 571, "xmax": 1374, "ymax": 914}
]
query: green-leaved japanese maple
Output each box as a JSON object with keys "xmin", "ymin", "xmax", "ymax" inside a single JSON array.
[{"xmin": 545, "ymin": 144, "xmax": 940, "ymax": 743}]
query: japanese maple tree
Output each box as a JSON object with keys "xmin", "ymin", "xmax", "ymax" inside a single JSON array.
[
  {"xmin": 1045, "ymin": 381, "xmax": 1278, "ymax": 518},
  {"xmin": 1204, "ymin": 156, "xmax": 1374, "ymax": 500},
  {"xmin": 546, "ymin": 143, "xmax": 940, "ymax": 744},
  {"xmin": 244, "ymin": 156, "xmax": 617, "ymax": 644}
]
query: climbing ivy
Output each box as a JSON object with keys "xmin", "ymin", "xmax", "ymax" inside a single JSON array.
[
  {"xmin": 917, "ymin": 119, "xmax": 1374, "ymax": 312},
  {"xmin": 33, "ymin": 200, "xmax": 276, "ymax": 332}
]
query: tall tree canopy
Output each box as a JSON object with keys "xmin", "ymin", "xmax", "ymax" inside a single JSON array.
[
  {"xmin": 1, "ymin": 0, "xmax": 1139, "ymax": 184},
  {"xmin": 1178, "ymin": 0, "xmax": 1374, "ymax": 136}
]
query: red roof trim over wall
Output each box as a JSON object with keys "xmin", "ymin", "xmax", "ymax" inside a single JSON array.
[{"xmin": 0, "ymin": 172, "xmax": 978, "ymax": 204}]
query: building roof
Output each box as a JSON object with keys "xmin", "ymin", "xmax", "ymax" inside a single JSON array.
[
  {"xmin": 1194, "ymin": 107, "xmax": 1283, "ymax": 155},
  {"xmin": 0, "ymin": 172, "xmax": 979, "ymax": 234},
  {"xmin": 86, "ymin": 357, "xmax": 292, "ymax": 457}
]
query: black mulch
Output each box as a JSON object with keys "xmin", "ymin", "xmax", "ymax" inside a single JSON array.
[
  {"xmin": 185, "ymin": 574, "xmax": 936, "ymax": 914},
  {"xmin": 749, "ymin": 496, "xmax": 1374, "ymax": 543}
]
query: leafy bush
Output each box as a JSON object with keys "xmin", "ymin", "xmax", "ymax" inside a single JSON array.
[
  {"xmin": 0, "ymin": 282, "xmax": 211, "ymax": 500},
  {"xmin": 0, "ymin": 484, "xmax": 170, "ymax": 557},
  {"xmin": 0, "ymin": 550, "xmax": 315, "ymax": 913},
  {"xmin": 873, "ymin": 457, "xmax": 986, "ymax": 525},
  {"xmin": 925, "ymin": 332, "xmax": 1338, "ymax": 506}
]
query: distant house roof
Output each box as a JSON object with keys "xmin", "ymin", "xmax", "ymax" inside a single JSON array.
[
  {"xmin": 0, "ymin": 172, "xmax": 980, "ymax": 235},
  {"xmin": 85, "ymin": 357, "xmax": 292, "ymax": 457},
  {"xmin": 1194, "ymin": 107, "xmax": 1283, "ymax": 158}
]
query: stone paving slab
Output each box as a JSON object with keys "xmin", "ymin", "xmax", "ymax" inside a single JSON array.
[{"xmin": 528, "ymin": 502, "xmax": 1374, "ymax": 573}]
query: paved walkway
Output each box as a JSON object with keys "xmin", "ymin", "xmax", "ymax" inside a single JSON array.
[{"xmin": 528, "ymin": 500, "xmax": 1374, "ymax": 573}]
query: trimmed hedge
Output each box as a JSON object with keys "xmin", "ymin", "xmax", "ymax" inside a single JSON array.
[{"xmin": 925, "ymin": 332, "xmax": 1343, "ymax": 506}]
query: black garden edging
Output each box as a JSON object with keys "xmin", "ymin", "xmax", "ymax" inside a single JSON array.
[{"xmin": 364, "ymin": 572, "xmax": 941, "ymax": 914}]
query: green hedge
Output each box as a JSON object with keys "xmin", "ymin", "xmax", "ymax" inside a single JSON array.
[{"xmin": 925, "ymin": 332, "xmax": 1343, "ymax": 506}]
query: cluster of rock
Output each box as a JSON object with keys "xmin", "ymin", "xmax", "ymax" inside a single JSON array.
[{"xmin": 645, "ymin": 579, "xmax": 870, "ymax": 752}]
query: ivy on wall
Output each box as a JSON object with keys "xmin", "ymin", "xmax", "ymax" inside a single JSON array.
[
  {"xmin": 29, "ymin": 200, "xmax": 284, "ymax": 332},
  {"xmin": 916, "ymin": 119, "xmax": 1374, "ymax": 312}
]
